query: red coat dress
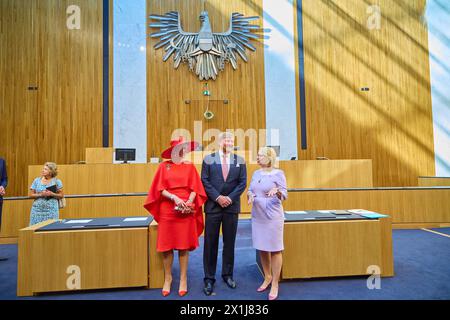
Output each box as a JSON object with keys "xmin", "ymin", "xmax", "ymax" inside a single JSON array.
[{"xmin": 143, "ymin": 161, "xmax": 207, "ymax": 252}]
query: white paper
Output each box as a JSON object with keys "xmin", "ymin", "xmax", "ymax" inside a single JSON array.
[
  {"xmin": 348, "ymin": 209, "xmax": 376, "ymax": 214},
  {"xmin": 123, "ymin": 217, "xmax": 148, "ymax": 222},
  {"xmin": 285, "ymin": 211, "xmax": 308, "ymax": 214},
  {"xmin": 318, "ymin": 210, "xmax": 332, "ymax": 213},
  {"xmin": 65, "ymin": 220, "xmax": 92, "ymax": 224}
]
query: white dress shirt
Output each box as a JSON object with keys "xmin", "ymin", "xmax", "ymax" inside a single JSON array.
[{"xmin": 218, "ymin": 150, "xmax": 232, "ymax": 169}]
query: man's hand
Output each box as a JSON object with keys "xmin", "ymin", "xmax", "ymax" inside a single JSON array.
[
  {"xmin": 217, "ymin": 195, "xmax": 232, "ymax": 208},
  {"xmin": 0, "ymin": 186, "xmax": 5, "ymax": 196}
]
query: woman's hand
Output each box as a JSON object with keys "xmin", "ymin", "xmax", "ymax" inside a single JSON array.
[
  {"xmin": 173, "ymin": 196, "xmax": 185, "ymax": 206},
  {"xmin": 266, "ymin": 188, "xmax": 279, "ymax": 197},
  {"xmin": 41, "ymin": 190, "xmax": 52, "ymax": 197},
  {"xmin": 181, "ymin": 201, "xmax": 195, "ymax": 214},
  {"xmin": 42, "ymin": 190, "xmax": 61, "ymax": 198},
  {"xmin": 173, "ymin": 196, "xmax": 188, "ymax": 209},
  {"xmin": 181, "ymin": 207, "xmax": 192, "ymax": 214},
  {"xmin": 178, "ymin": 200, "xmax": 195, "ymax": 214},
  {"xmin": 247, "ymin": 192, "xmax": 255, "ymax": 204}
]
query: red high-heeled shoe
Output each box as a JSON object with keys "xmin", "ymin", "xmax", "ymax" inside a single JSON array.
[
  {"xmin": 162, "ymin": 289, "xmax": 170, "ymax": 297},
  {"xmin": 162, "ymin": 281, "xmax": 172, "ymax": 297},
  {"xmin": 178, "ymin": 290, "xmax": 188, "ymax": 297}
]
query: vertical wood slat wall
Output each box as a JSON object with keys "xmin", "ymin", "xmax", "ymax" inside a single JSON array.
[
  {"xmin": 146, "ymin": 0, "xmax": 266, "ymax": 158},
  {"xmin": 0, "ymin": 0, "xmax": 104, "ymax": 196},
  {"xmin": 1, "ymin": 0, "xmax": 437, "ymax": 195},
  {"xmin": 296, "ymin": 0, "xmax": 434, "ymax": 187}
]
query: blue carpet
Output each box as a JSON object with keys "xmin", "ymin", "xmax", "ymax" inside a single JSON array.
[
  {"xmin": 430, "ymin": 228, "xmax": 450, "ymax": 236},
  {"xmin": 1, "ymin": 221, "xmax": 449, "ymax": 300}
]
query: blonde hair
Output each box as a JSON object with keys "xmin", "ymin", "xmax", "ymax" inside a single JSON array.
[
  {"xmin": 258, "ymin": 146, "xmax": 277, "ymax": 168},
  {"xmin": 44, "ymin": 162, "xmax": 58, "ymax": 177}
]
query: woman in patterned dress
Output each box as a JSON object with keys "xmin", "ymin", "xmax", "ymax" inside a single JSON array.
[{"xmin": 29, "ymin": 162, "xmax": 64, "ymax": 226}]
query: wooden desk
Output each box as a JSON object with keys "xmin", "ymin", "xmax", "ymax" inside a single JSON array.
[
  {"xmin": 85, "ymin": 147, "xmax": 113, "ymax": 164},
  {"xmin": 284, "ymin": 187, "xmax": 450, "ymax": 228},
  {"xmin": 261, "ymin": 216, "xmax": 394, "ymax": 280},
  {"xmin": 418, "ymin": 176, "xmax": 450, "ymax": 187},
  {"xmin": 17, "ymin": 219, "xmax": 164, "ymax": 296}
]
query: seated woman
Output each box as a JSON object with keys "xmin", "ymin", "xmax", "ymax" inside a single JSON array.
[
  {"xmin": 144, "ymin": 137, "xmax": 207, "ymax": 297},
  {"xmin": 29, "ymin": 162, "xmax": 64, "ymax": 226}
]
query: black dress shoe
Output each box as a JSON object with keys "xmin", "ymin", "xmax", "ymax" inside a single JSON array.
[
  {"xmin": 203, "ymin": 282, "xmax": 214, "ymax": 296},
  {"xmin": 223, "ymin": 277, "xmax": 237, "ymax": 289},
  {"xmin": 0, "ymin": 257, "xmax": 8, "ymax": 262}
]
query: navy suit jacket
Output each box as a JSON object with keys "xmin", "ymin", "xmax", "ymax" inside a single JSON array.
[
  {"xmin": 201, "ymin": 152, "xmax": 247, "ymax": 214},
  {"xmin": 0, "ymin": 158, "xmax": 7, "ymax": 201}
]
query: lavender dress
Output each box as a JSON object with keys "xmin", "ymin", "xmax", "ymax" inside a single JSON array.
[{"xmin": 248, "ymin": 169, "xmax": 288, "ymax": 252}]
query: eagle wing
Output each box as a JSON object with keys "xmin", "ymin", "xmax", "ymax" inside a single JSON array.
[
  {"xmin": 149, "ymin": 11, "xmax": 198, "ymax": 69},
  {"xmin": 212, "ymin": 13, "xmax": 261, "ymax": 70}
]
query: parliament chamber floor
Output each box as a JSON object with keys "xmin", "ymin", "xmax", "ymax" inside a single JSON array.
[{"xmin": 1, "ymin": 220, "xmax": 449, "ymax": 300}]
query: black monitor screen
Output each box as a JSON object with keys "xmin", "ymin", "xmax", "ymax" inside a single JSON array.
[{"xmin": 115, "ymin": 148, "xmax": 136, "ymax": 163}]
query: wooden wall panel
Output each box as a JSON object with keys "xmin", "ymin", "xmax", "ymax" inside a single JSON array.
[
  {"xmin": 85, "ymin": 148, "xmax": 114, "ymax": 164},
  {"xmin": 147, "ymin": 0, "xmax": 266, "ymax": 158},
  {"xmin": 0, "ymin": 0, "xmax": 103, "ymax": 196},
  {"xmin": 26, "ymin": 159, "xmax": 372, "ymax": 195},
  {"xmin": 296, "ymin": 0, "xmax": 434, "ymax": 186}
]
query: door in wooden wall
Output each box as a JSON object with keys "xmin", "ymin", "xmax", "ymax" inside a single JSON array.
[{"xmin": 0, "ymin": 0, "xmax": 103, "ymax": 196}]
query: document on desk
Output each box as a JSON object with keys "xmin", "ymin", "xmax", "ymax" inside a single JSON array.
[
  {"xmin": 285, "ymin": 211, "xmax": 308, "ymax": 215},
  {"xmin": 65, "ymin": 219, "xmax": 92, "ymax": 224},
  {"xmin": 318, "ymin": 210, "xmax": 332, "ymax": 213},
  {"xmin": 348, "ymin": 209, "xmax": 388, "ymax": 219},
  {"xmin": 123, "ymin": 217, "xmax": 149, "ymax": 222},
  {"xmin": 331, "ymin": 210, "xmax": 351, "ymax": 215},
  {"xmin": 348, "ymin": 209, "xmax": 376, "ymax": 214}
]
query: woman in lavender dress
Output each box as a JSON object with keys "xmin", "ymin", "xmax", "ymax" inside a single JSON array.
[{"xmin": 247, "ymin": 147, "xmax": 287, "ymax": 300}]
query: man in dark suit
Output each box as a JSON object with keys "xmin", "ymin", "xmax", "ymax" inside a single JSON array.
[
  {"xmin": 201, "ymin": 132, "xmax": 247, "ymax": 295},
  {"xmin": 0, "ymin": 158, "xmax": 8, "ymax": 261}
]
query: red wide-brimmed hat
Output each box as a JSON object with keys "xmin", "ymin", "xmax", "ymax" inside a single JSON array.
[{"xmin": 161, "ymin": 136, "xmax": 199, "ymax": 159}]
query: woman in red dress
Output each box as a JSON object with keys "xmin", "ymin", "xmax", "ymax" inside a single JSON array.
[{"xmin": 144, "ymin": 137, "xmax": 207, "ymax": 297}]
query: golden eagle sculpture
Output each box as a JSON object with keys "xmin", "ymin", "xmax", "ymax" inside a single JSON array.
[{"xmin": 149, "ymin": 11, "xmax": 262, "ymax": 80}]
